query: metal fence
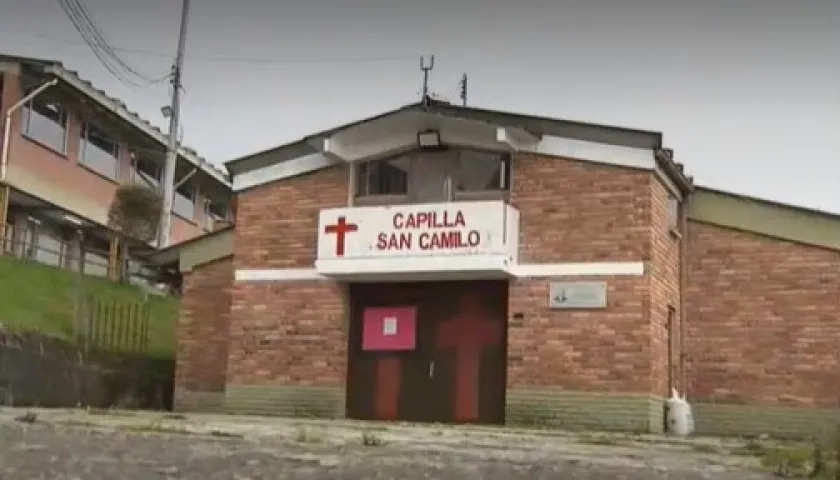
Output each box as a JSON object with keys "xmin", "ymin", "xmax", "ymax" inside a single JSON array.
[{"xmin": 2, "ymin": 221, "xmax": 159, "ymax": 286}]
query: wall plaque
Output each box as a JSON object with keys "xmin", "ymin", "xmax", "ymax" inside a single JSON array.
[{"xmin": 549, "ymin": 282, "xmax": 608, "ymax": 309}]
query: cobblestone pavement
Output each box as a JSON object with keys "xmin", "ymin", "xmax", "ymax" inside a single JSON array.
[{"xmin": 0, "ymin": 408, "xmax": 776, "ymax": 479}]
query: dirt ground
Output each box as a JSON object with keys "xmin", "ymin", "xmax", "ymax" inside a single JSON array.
[{"xmin": 0, "ymin": 408, "xmax": 780, "ymax": 479}]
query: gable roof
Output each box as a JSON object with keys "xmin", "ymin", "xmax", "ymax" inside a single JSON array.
[
  {"xmin": 2, "ymin": 53, "xmax": 230, "ymax": 187},
  {"xmin": 224, "ymin": 98, "xmax": 666, "ymax": 176}
]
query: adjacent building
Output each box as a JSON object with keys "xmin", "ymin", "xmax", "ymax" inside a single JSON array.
[
  {"xmin": 0, "ymin": 54, "xmax": 233, "ymax": 281},
  {"xmin": 164, "ymin": 99, "xmax": 840, "ymax": 437}
]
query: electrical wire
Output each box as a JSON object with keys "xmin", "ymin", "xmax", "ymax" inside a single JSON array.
[
  {"xmin": 57, "ymin": 0, "xmax": 155, "ymax": 88},
  {"xmin": 57, "ymin": 0, "xmax": 136, "ymax": 86},
  {"xmin": 55, "ymin": 0, "xmax": 170, "ymax": 88},
  {"xmin": 5, "ymin": 29, "xmax": 419, "ymax": 67},
  {"xmin": 68, "ymin": 0, "xmax": 158, "ymax": 81}
]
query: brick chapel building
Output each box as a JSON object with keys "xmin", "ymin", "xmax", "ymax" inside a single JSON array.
[{"xmin": 159, "ymin": 100, "xmax": 840, "ymax": 436}]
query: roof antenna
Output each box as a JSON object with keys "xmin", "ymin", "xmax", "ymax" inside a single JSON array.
[
  {"xmin": 420, "ymin": 55, "xmax": 435, "ymax": 106},
  {"xmin": 459, "ymin": 73, "xmax": 468, "ymax": 107}
]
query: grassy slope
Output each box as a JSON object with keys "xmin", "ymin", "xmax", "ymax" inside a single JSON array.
[{"xmin": 0, "ymin": 256, "xmax": 178, "ymax": 357}]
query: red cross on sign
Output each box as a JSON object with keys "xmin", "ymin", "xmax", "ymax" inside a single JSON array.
[{"xmin": 324, "ymin": 216, "xmax": 358, "ymax": 257}]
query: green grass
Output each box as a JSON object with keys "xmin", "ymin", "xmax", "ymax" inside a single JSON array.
[{"xmin": 0, "ymin": 256, "xmax": 178, "ymax": 357}]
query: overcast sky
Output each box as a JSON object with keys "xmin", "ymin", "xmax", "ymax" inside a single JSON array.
[{"xmin": 1, "ymin": 1, "xmax": 838, "ymax": 212}]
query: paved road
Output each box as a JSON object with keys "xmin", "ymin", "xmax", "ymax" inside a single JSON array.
[{"xmin": 0, "ymin": 409, "xmax": 776, "ymax": 479}]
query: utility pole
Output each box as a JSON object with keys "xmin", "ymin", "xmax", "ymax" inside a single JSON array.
[
  {"xmin": 158, "ymin": 0, "xmax": 190, "ymax": 248},
  {"xmin": 459, "ymin": 73, "xmax": 468, "ymax": 107}
]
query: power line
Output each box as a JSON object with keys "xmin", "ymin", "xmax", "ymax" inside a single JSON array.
[
  {"xmin": 57, "ymin": 0, "xmax": 139, "ymax": 87},
  {"xmin": 4, "ymin": 30, "xmax": 419, "ymax": 66},
  {"xmin": 67, "ymin": 0, "xmax": 160, "ymax": 82},
  {"xmin": 55, "ymin": 0, "xmax": 170, "ymax": 88}
]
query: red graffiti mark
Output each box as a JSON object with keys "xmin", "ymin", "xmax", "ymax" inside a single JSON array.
[{"xmin": 436, "ymin": 295, "xmax": 502, "ymax": 422}]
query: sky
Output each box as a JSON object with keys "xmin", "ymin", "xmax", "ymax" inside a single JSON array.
[{"xmin": 1, "ymin": 1, "xmax": 838, "ymax": 212}]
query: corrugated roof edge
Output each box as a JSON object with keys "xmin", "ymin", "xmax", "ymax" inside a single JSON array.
[
  {"xmin": 3, "ymin": 53, "xmax": 231, "ymax": 187},
  {"xmin": 224, "ymin": 99, "xmax": 665, "ymax": 174}
]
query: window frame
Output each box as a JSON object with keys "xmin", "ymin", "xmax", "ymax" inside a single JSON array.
[
  {"xmin": 450, "ymin": 148, "xmax": 511, "ymax": 201},
  {"xmin": 172, "ymin": 179, "xmax": 197, "ymax": 221},
  {"xmin": 130, "ymin": 150, "xmax": 162, "ymax": 188},
  {"xmin": 353, "ymin": 155, "xmax": 411, "ymax": 200},
  {"xmin": 20, "ymin": 96, "xmax": 69, "ymax": 155},
  {"xmin": 352, "ymin": 148, "xmax": 511, "ymax": 205},
  {"xmin": 79, "ymin": 122, "xmax": 120, "ymax": 181},
  {"xmin": 667, "ymin": 194, "xmax": 681, "ymax": 232},
  {"xmin": 203, "ymin": 199, "xmax": 231, "ymax": 230}
]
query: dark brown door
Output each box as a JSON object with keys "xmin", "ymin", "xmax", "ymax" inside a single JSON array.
[
  {"xmin": 431, "ymin": 281, "xmax": 507, "ymax": 424},
  {"xmin": 346, "ymin": 282, "xmax": 438, "ymax": 421},
  {"xmin": 346, "ymin": 281, "xmax": 507, "ymax": 425}
]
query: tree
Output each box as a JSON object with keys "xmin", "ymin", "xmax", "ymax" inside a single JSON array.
[{"xmin": 108, "ymin": 183, "xmax": 163, "ymax": 283}]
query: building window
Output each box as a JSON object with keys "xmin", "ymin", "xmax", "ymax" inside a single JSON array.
[
  {"xmin": 21, "ymin": 97, "xmax": 68, "ymax": 153},
  {"xmin": 355, "ymin": 156, "xmax": 409, "ymax": 197},
  {"xmin": 79, "ymin": 123, "xmax": 120, "ymax": 181},
  {"xmin": 453, "ymin": 150, "xmax": 510, "ymax": 193},
  {"xmin": 206, "ymin": 200, "xmax": 229, "ymax": 221},
  {"xmin": 130, "ymin": 151, "xmax": 161, "ymax": 188},
  {"xmin": 667, "ymin": 194, "xmax": 680, "ymax": 230},
  {"xmin": 173, "ymin": 180, "xmax": 196, "ymax": 220},
  {"xmin": 204, "ymin": 199, "xmax": 230, "ymax": 230}
]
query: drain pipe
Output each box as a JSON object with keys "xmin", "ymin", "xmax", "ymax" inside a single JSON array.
[
  {"xmin": 1, "ymin": 78, "xmax": 59, "ymax": 182},
  {"xmin": 678, "ymin": 189, "xmax": 693, "ymax": 396}
]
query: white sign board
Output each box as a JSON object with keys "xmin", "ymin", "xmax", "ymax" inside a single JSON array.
[
  {"xmin": 317, "ymin": 201, "xmax": 514, "ymax": 261},
  {"xmin": 382, "ymin": 316, "xmax": 398, "ymax": 336}
]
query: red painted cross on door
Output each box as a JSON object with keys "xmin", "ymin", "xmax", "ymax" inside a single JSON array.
[
  {"xmin": 324, "ymin": 216, "xmax": 358, "ymax": 257},
  {"xmin": 436, "ymin": 294, "xmax": 503, "ymax": 423}
]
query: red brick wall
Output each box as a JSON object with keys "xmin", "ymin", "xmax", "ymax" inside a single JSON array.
[
  {"xmin": 228, "ymin": 165, "xmax": 350, "ymax": 386},
  {"xmin": 507, "ymin": 277, "xmax": 649, "ymax": 392},
  {"xmin": 686, "ymin": 221, "xmax": 840, "ymax": 408},
  {"xmin": 234, "ymin": 166, "xmax": 348, "ymax": 269},
  {"xmin": 175, "ymin": 256, "xmax": 233, "ymax": 393},
  {"xmin": 649, "ymin": 179, "xmax": 682, "ymax": 397},
  {"xmin": 227, "ymin": 281, "xmax": 348, "ymax": 386},
  {"xmin": 507, "ymin": 154, "xmax": 657, "ymax": 395},
  {"xmin": 513, "ymin": 154, "xmax": 651, "ymax": 263}
]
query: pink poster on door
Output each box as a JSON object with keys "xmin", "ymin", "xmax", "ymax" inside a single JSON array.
[{"xmin": 362, "ymin": 306, "xmax": 417, "ymax": 351}]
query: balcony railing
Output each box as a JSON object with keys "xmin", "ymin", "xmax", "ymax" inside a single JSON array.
[{"xmin": 2, "ymin": 222, "xmax": 160, "ymax": 287}]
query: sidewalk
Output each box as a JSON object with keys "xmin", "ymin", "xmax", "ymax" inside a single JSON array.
[{"xmin": 0, "ymin": 407, "xmax": 780, "ymax": 479}]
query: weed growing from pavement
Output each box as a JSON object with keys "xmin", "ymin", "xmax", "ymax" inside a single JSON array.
[
  {"xmin": 208, "ymin": 429, "xmax": 244, "ymax": 438},
  {"xmin": 690, "ymin": 443, "xmax": 722, "ymax": 454},
  {"xmin": 114, "ymin": 419, "xmax": 243, "ymax": 439},
  {"xmin": 295, "ymin": 426, "xmax": 326, "ymax": 444},
  {"xmin": 724, "ymin": 435, "xmax": 835, "ymax": 478},
  {"xmin": 15, "ymin": 411, "xmax": 38, "ymax": 424},
  {"xmin": 361, "ymin": 430, "xmax": 384, "ymax": 447},
  {"xmin": 576, "ymin": 433, "xmax": 620, "ymax": 446},
  {"xmin": 86, "ymin": 407, "xmax": 136, "ymax": 417}
]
